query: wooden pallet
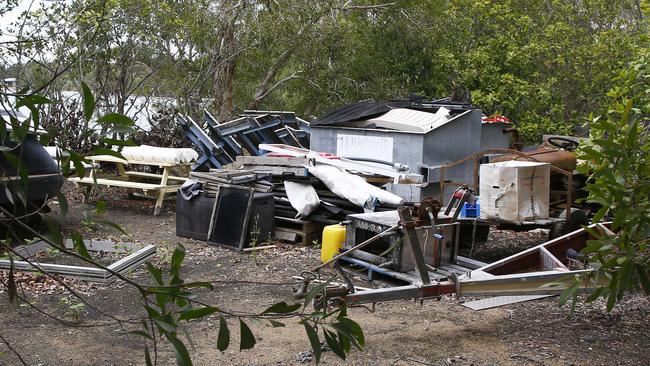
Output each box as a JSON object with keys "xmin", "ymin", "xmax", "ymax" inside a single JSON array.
[{"xmin": 273, "ymin": 216, "xmax": 326, "ymax": 246}]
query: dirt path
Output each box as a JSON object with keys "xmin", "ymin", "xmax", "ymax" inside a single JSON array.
[{"xmin": 0, "ymin": 189, "xmax": 648, "ymax": 365}]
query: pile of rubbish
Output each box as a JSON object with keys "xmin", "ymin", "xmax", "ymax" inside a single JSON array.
[
  {"xmin": 176, "ymin": 110, "xmax": 310, "ymax": 171},
  {"xmin": 177, "ymin": 143, "xmax": 421, "ymax": 248}
]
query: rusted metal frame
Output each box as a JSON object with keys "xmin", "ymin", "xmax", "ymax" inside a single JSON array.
[
  {"xmin": 436, "ymin": 148, "xmax": 574, "ymax": 221},
  {"xmin": 548, "ymin": 165, "xmax": 573, "ymax": 221},
  {"xmin": 339, "ymin": 267, "xmax": 595, "ymax": 306},
  {"xmin": 437, "ymin": 149, "xmax": 535, "ymax": 200},
  {"xmin": 482, "ymin": 234, "xmax": 586, "ymax": 275},
  {"xmin": 397, "ymin": 207, "xmax": 431, "ymax": 285},
  {"xmin": 335, "ymin": 225, "xmax": 612, "ymax": 306},
  {"xmin": 475, "ymin": 224, "xmax": 604, "ymax": 275}
]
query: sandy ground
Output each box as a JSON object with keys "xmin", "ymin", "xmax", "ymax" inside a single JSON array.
[{"xmin": 0, "ymin": 186, "xmax": 648, "ymax": 366}]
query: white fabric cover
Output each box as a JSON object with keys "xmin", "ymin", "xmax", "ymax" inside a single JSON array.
[
  {"xmin": 347, "ymin": 173, "xmax": 405, "ymax": 206},
  {"xmin": 283, "ymin": 181, "xmax": 320, "ymax": 219},
  {"xmin": 308, "ymin": 165, "xmax": 404, "ymax": 210},
  {"xmin": 120, "ymin": 145, "xmax": 198, "ymax": 164},
  {"xmin": 479, "ymin": 161, "xmax": 550, "ymax": 223}
]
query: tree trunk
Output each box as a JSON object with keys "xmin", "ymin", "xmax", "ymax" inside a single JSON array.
[{"xmin": 212, "ymin": 0, "xmax": 243, "ymax": 122}]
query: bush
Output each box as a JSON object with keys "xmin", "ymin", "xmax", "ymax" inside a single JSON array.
[
  {"xmin": 131, "ymin": 105, "xmax": 191, "ymax": 148},
  {"xmin": 567, "ymin": 51, "xmax": 650, "ymax": 310}
]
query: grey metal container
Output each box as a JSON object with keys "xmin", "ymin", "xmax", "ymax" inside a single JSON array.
[{"xmin": 310, "ymin": 109, "xmax": 508, "ymax": 201}]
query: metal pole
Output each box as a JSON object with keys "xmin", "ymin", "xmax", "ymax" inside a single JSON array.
[
  {"xmin": 312, "ymin": 225, "xmax": 399, "ymax": 271},
  {"xmin": 397, "ymin": 207, "xmax": 431, "ymax": 285}
]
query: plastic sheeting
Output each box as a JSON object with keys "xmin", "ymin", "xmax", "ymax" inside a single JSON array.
[
  {"xmin": 283, "ymin": 181, "xmax": 320, "ymax": 219},
  {"xmin": 121, "ymin": 145, "xmax": 199, "ymax": 165},
  {"xmin": 308, "ymin": 165, "xmax": 404, "ymax": 211}
]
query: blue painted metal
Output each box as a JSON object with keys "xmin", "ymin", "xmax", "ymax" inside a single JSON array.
[
  {"xmin": 203, "ymin": 111, "xmax": 244, "ymax": 158},
  {"xmin": 177, "ymin": 110, "xmax": 310, "ymax": 170},
  {"xmin": 176, "ymin": 115, "xmax": 231, "ymax": 170},
  {"xmin": 339, "ymin": 256, "xmax": 415, "ymax": 283}
]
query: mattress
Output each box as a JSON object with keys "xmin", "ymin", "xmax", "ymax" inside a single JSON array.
[{"xmin": 120, "ymin": 145, "xmax": 198, "ymax": 165}]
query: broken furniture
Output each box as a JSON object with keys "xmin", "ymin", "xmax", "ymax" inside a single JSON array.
[
  {"xmin": 67, "ymin": 146, "xmax": 196, "ymax": 215},
  {"xmin": 0, "ymin": 239, "xmax": 157, "ymax": 284},
  {"xmin": 177, "ymin": 110, "xmax": 311, "ymax": 171},
  {"xmin": 176, "ymin": 170, "xmax": 275, "ymax": 249},
  {"xmin": 176, "ymin": 114, "xmax": 235, "ymax": 170},
  {"xmin": 309, "ymin": 99, "xmax": 511, "ymax": 200}
]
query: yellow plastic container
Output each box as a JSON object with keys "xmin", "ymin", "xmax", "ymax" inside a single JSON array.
[{"xmin": 320, "ymin": 224, "xmax": 347, "ymax": 263}]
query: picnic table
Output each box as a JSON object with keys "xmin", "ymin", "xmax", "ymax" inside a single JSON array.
[{"xmin": 68, "ymin": 154, "xmax": 191, "ymax": 215}]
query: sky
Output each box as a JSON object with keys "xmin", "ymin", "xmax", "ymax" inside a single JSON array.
[{"xmin": 0, "ymin": 0, "xmax": 64, "ymax": 43}]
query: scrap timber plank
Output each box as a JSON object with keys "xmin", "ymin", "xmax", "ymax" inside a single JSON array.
[{"xmin": 273, "ymin": 216, "xmax": 326, "ymax": 246}]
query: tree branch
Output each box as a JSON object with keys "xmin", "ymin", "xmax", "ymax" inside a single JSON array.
[
  {"xmin": 0, "ymin": 334, "xmax": 27, "ymax": 366},
  {"xmin": 247, "ymin": 71, "xmax": 301, "ymax": 110}
]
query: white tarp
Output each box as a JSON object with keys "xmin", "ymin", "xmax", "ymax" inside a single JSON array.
[
  {"xmin": 121, "ymin": 145, "xmax": 199, "ymax": 165},
  {"xmin": 308, "ymin": 164, "xmax": 404, "ymax": 211},
  {"xmin": 283, "ymin": 181, "xmax": 320, "ymax": 219},
  {"xmin": 479, "ymin": 161, "xmax": 550, "ymax": 223}
]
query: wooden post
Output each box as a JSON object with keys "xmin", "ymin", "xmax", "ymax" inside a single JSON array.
[
  {"xmin": 116, "ymin": 162, "xmax": 127, "ymax": 177},
  {"xmin": 154, "ymin": 167, "xmax": 170, "ymax": 216}
]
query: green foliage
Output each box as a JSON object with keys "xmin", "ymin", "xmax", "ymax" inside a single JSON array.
[
  {"xmin": 58, "ymin": 296, "xmax": 87, "ymax": 323},
  {"xmin": 563, "ymin": 51, "xmax": 650, "ymax": 310},
  {"xmin": 141, "ymin": 245, "xmax": 363, "ymax": 365},
  {"xmin": 6, "ymin": 0, "xmax": 647, "ymax": 143},
  {"xmin": 299, "ymin": 305, "xmax": 365, "ymax": 364}
]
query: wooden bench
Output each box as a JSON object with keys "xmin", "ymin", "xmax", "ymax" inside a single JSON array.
[{"xmin": 67, "ymin": 155, "xmax": 189, "ymax": 215}]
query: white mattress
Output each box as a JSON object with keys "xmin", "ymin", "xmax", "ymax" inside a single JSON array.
[{"xmin": 121, "ymin": 145, "xmax": 198, "ymax": 164}]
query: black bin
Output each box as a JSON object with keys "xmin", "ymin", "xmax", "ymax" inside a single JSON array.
[{"xmin": 176, "ymin": 192, "xmax": 275, "ymax": 248}]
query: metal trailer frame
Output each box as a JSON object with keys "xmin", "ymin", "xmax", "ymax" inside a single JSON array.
[{"xmin": 330, "ymin": 223, "xmax": 609, "ymax": 307}]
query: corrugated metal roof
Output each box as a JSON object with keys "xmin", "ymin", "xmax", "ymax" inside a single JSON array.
[{"xmin": 344, "ymin": 107, "xmax": 452, "ymax": 133}]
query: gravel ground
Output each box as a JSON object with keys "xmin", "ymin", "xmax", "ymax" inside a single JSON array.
[{"xmin": 0, "ymin": 184, "xmax": 648, "ymax": 365}]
